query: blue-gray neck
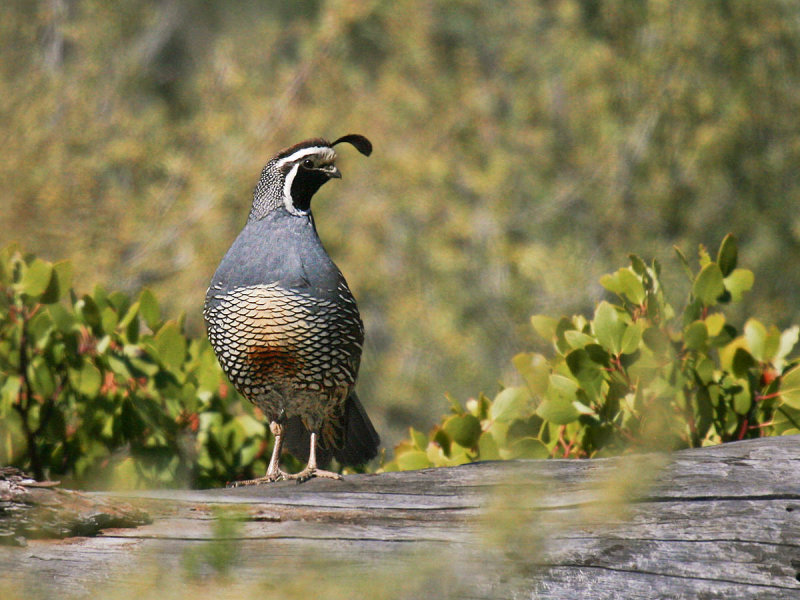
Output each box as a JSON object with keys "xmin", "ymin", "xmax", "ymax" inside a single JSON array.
[{"xmin": 208, "ymin": 209, "xmax": 343, "ymax": 299}]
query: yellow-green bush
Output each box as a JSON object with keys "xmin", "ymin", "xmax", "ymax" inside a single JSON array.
[
  {"xmin": 386, "ymin": 236, "xmax": 800, "ymax": 470},
  {"xmin": 0, "ymin": 245, "xmax": 269, "ymax": 488}
]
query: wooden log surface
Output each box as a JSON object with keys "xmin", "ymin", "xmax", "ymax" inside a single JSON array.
[
  {"xmin": 0, "ymin": 467, "xmax": 150, "ymax": 546},
  {"xmin": 1, "ymin": 436, "xmax": 799, "ymax": 599}
]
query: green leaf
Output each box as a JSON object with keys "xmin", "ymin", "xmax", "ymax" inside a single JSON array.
[
  {"xmin": 409, "ymin": 427, "xmax": 428, "ymax": 451},
  {"xmin": 731, "ymin": 348, "xmax": 756, "ymax": 378},
  {"xmin": 620, "ymin": 321, "xmax": 643, "ymax": 355},
  {"xmin": 732, "ymin": 380, "xmax": 752, "ymax": 415},
  {"xmin": 426, "ymin": 433, "xmax": 447, "ymax": 461},
  {"xmin": 508, "ymin": 437, "xmax": 549, "ymax": 459},
  {"xmin": 565, "ymin": 348, "xmax": 606, "ymax": 403},
  {"xmin": 744, "ymin": 319, "xmax": 769, "ymax": 362},
  {"xmin": 92, "ymin": 285, "xmax": 110, "ymax": 311},
  {"xmin": 698, "ymin": 244, "xmax": 712, "ymax": 267},
  {"xmin": 490, "ymin": 386, "xmax": 532, "ymax": 422},
  {"xmin": 235, "ymin": 414, "xmax": 265, "ymax": 438},
  {"xmin": 40, "ymin": 260, "xmax": 73, "ymax": 304},
  {"xmin": 642, "ymin": 327, "xmax": 670, "ymax": 356},
  {"xmin": 19, "ymin": 258, "xmax": 53, "ymax": 299},
  {"xmin": 693, "ymin": 263, "xmax": 725, "ymax": 306},
  {"xmin": 764, "ymin": 329, "xmax": 782, "ymax": 364},
  {"xmin": 777, "ymin": 326, "xmax": 800, "ymax": 362},
  {"xmin": 107, "ymin": 355, "xmax": 132, "ymax": 380},
  {"xmin": 30, "ymin": 359, "xmax": 56, "ymax": 398},
  {"xmin": 100, "ymin": 306, "xmax": 119, "ymax": 334},
  {"xmin": 600, "ymin": 268, "xmax": 645, "ymax": 305},
  {"xmin": 673, "ymin": 245, "xmax": 694, "ymax": 282},
  {"xmin": 119, "ymin": 301, "xmax": 141, "ymax": 343},
  {"xmin": 445, "ymin": 392, "xmax": 462, "ymax": 414},
  {"xmin": 652, "ymin": 257, "xmax": 662, "ymax": 277},
  {"xmin": 465, "ymin": 394, "xmax": 490, "ymax": 419},
  {"xmin": 118, "ymin": 301, "xmax": 139, "ymax": 330},
  {"xmin": 694, "ymin": 356, "xmax": 715, "ymax": 385},
  {"xmin": 77, "ymin": 295, "xmax": 102, "ymax": 333},
  {"xmin": 716, "ymin": 234, "xmax": 738, "ymax": 277},
  {"xmin": 512, "ymin": 352, "xmax": 550, "ymax": 395},
  {"xmin": 555, "ymin": 317, "xmax": 578, "ymax": 355},
  {"xmin": 238, "ymin": 440, "xmax": 260, "ymax": 466},
  {"xmin": 684, "ymin": 321, "xmax": 708, "ymax": 350},
  {"xmin": 628, "ymin": 254, "xmax": 648, "ymax": 276},
  {"xmin": 139, "ymin": 289, "xmax": 161, "ymax": 330},
  {"xmin": 530, "ymin": 314, "xmax": 558, "ymax": 341},
  {"xmin": 107, "ymin": 291, "xmax": 130, "ymax": 314},
  {"xmin": 478, "ymin": 432, "xmax": 501, "ymax": 460},
  {"xmin": 536, "ymin": 375, "xmax": 581, "ymax": 424},
  {"xmin": 485, "ymin": 420, "xmax": 509, "ymax": 448},
  {"xmin": 723, "ymin": 269, "xmax": 754, "ymax": 303},
  {"xmin": 396, "ymin": 450, "xmax": 431, "ymax": 471},
  {"xmin": 695, "ymin": 387, "xmax": 713, "ymax": 439},
  {"xmin": 153, "ymin": 321, "xmax": 187, "ymax": 370},
  {"xmin": 705, "ymin": 313, "xmax": 726, "ymax": 337},
  {"xmin": 443, "ymin": 414, "xmax": 482, "ymax": 448},
  {"xmin": 48, "ymin": 303, "xmax": 75, "ymax": 332},
  {"xmin": 780, "ymin": 366, "xmax": 800, "ymax": 410},
  {"xmin": 564, "ymin": 330, "xmax": 596, "ymax": 349},
  {"xmin": 593, "ymin": 301, "xmax": 626, "ymax": 355},
  {"xmin": 75, "ymin": 362, "xmax": 102, "ymax": 396},
  {"xmin": 126, "ymin": 315, "xmax": 141, "ymax": 343}
]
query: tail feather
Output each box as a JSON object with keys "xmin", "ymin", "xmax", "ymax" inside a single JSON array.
[
  {"xmin": 283, "ymin": 392, "xmax": 380, "ymax": 468},
  {"xmin": 332, "ymin": 391, "xmax": 381, "ymax": 466}
]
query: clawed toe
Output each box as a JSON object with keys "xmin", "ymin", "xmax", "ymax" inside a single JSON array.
[
  {"xmin": 225, "ymin": 430, "xmax": 344, "ymax": 487},
  {"xmin": 226, "ymin": 470, "xmax": 290, "ymax": 487},
  {"xmin": 286, "ymin": 468, "xmax": 343, "ymax": 483}
]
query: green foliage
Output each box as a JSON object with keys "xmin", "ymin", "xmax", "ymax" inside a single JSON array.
[
  {"xmin": 0, "ymin": 245, "xmax": 268, "ymax": 488},
  {"xmin": 386, "ymin": 236, "xmax": 800, "ymax": 470}
]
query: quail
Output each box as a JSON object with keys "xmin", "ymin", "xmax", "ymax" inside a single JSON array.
[{"xmin": 204, "ymin": 134, "xmax": 379, "ymax": 484}]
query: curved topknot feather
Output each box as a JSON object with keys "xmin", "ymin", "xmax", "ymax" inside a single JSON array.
[{"xmin": 331, "ymin": 134, "xmax": 372, "ymax": 156}]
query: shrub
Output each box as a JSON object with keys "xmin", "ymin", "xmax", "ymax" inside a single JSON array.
[
  {"xmin": 385, "ymin": 235, "xmax": 800, "ymax": 470},
  {"xmin": 0, "ymin": 245, "xmax": 269, "ymax": 488}
]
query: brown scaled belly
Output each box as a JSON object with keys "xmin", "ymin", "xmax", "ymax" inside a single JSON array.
[{"xmin": 246, "ymin": 343, "xmax": 302, "ymax": 380}]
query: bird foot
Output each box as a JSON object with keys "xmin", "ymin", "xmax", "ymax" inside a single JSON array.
[
  {"xmin": 226, "ymin": 470, "xmax": 290, "ymax": 487},
  {"xmin": 286, "ymin": 467, "xmax": 343, "ymax": 484}
]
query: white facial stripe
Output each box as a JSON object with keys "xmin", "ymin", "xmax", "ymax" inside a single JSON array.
[
  {"xmin": 275, "ymin": 146, "xmax": 335, "ymax": 169},
  {"xmin": 277, "ymin": 146, "xmax": 337, "ymax": 216},
  {"xmin": 282, "ymin": 163, "xmax": 304, "ymax": 215}
]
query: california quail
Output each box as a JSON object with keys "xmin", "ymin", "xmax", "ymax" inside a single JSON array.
[{"xmin": 204, "ymin": 134, "xmax": 379, "ymax": 484}]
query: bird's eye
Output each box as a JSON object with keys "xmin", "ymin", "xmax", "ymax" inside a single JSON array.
[{"xmin": 302, "ymin": 159, "xmax": 314, "ymax": 169}]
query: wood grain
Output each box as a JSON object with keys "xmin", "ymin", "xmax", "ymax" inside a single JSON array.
[{"xmin": 1, "ymin": 436, "xmax": 798, "ymax": 599}]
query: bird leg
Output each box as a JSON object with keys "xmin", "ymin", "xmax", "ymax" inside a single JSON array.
[
  {"xmin": 227, "ymin": 421, "xmax": 291, "ymax": 487},
  {"xmin": 286, "ymin": 432, "xmax": 343, "ymax": 483},
  {"xmin": 265, "ymin": 421, "xmax": 289, "ymax": 480}
]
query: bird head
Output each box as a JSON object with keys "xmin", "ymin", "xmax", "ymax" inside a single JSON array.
[{"xmin": 250, "ymin": 134, "xmax": 372, "ymax": 221}]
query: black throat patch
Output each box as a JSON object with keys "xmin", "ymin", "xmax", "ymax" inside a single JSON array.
[{"xmin": 290, "ymin": 167, "xmax": 330, "ymax": 213}]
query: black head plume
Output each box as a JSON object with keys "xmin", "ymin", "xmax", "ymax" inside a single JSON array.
[{"xmin": 331, "ymin": 134, "xmax": 373, "ymax": 157}]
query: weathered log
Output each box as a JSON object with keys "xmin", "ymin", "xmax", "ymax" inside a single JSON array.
[
  {"xmin": 0, "ymin": 467, "xmax": 150, "ymax": 547},
  {"xmin": 1, "ymin": 436, "xmax": 798, "ymax": 599}
]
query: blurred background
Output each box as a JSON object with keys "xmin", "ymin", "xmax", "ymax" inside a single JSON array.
[{"xmin": 3, "ymin": 0, "xmax": 800, "ymax": 449}]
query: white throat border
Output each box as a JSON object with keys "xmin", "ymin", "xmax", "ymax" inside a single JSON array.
[{"xmin": 278, "ymin": 146, "xmax": 336, "ymax": 216}]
